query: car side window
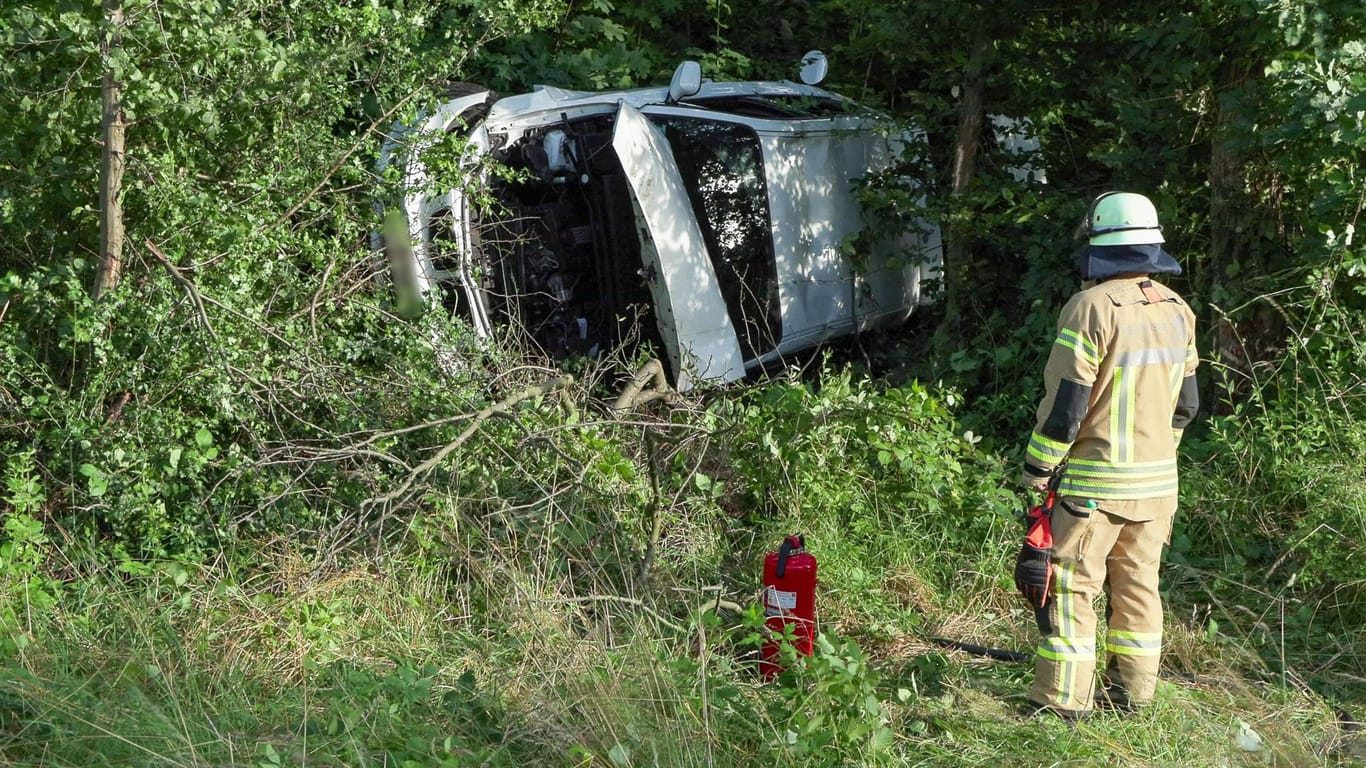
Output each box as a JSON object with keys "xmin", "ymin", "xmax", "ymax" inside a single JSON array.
[{"xmin": 655, "ymin": 116, "xmax": 781, "ymax": 359}]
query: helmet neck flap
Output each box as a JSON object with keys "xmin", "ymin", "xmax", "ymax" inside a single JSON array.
[{"xmin": 1073, "ymin": 243, "xmax": 1182, "ymax": 282}]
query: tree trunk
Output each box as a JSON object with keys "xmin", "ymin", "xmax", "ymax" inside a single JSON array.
[
  {"xmin": 1208, "ymin": 55, "xmax": 1265, "ymax": 387},
  {"xmin": 938, "ymin": 33, "xmax": 991, "ymax": 353},
  {"xmin": 1208, "ymin": 81, "xmax": 1239, "ymax": 362},
  {"xmin": 94, "ymin": 0, "xmax": 126, "ymax": 302}
]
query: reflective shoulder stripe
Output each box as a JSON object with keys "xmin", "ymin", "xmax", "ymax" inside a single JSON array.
[{"xmin": 1056, "ymin": 328, "xmax": 1101, "ymax": 366}]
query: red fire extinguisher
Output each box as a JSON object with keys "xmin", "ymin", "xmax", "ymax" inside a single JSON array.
[{"xmin": 760, "ymin": 534, "xmax": 817, "ymax": 678}]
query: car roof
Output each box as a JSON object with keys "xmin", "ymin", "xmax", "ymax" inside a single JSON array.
[{"xmin": 483, "ymin": 79, "xmax": 852, "ymax": 129}]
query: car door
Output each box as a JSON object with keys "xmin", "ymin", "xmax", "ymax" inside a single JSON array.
[{"xmin": 611, "ymin": 101, "xmax": 746, "ymax": 390}]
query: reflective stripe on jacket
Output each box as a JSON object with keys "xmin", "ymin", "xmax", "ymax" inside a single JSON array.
[{"xmin": 1025, "ymin": 276, "xmax": 1198, "ymax": 504}]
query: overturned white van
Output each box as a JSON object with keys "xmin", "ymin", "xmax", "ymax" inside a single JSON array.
[{"xmin": 377, "ymin": 53, "xmax": 942, "ymax": 390}]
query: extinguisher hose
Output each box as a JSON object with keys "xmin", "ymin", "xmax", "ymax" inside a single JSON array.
[
  {"xmin": 928, "ymin": 636, "xmax": 1032, "ymax": 663},
  {"xmin": 775, "ymin": 534, "xmax": 804, "ymax": 578}
]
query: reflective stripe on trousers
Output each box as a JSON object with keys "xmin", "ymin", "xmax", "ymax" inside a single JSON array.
[{"xmin": 1030, "ymin": 497, "xmax": 1175, "ymax": 712}]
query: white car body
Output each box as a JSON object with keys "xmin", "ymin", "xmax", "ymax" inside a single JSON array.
[{"xmin": 379, "ymin": 59, "xmax": 942, "ymax": 390}]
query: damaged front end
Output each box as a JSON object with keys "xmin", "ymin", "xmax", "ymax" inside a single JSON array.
[{"xmin": 376, "ymin": 57, "xmax": 941, "ymax": 390}]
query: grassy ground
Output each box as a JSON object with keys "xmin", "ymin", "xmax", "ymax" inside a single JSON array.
[
  {"xmin": 0, "ymin": 536, "xmax": 1359, "ymax": 767},
  {"xmin": 1, "ymin": 372, "xmax": 1361, "ymax": 766}
]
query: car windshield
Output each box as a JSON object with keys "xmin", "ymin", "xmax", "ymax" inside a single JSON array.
[{"xmin": 656, "ymin": 116, "xmax": 781, "ymax": 359}]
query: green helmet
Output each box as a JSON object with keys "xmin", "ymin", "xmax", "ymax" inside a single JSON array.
[{"xmin": 1083, "ymin": 192, "xmax": 1164, "ymax": 246}]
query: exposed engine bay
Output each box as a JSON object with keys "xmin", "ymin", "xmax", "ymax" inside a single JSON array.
[{"xmin": 458, "ymin": 115, "xmax": 661, "ymax": 363}]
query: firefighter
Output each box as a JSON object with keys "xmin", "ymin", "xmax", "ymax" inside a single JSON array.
[{"xmin": 1019, "ymin": 191, "xmax": 1199, "ymax": 718}]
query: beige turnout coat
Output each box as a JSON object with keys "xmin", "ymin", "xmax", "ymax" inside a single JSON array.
[{"xmin": 1024, "ymin": 275, "xmax": 1199, "ymax": 520}]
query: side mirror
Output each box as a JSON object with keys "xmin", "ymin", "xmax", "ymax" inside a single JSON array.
[
  {"xmin": 667, "ymin": 61, "xmax": 702, "ymax": 103},
  {"xmin": 799, "ymin": 50, "xmax": 828, "ymax": 86}
]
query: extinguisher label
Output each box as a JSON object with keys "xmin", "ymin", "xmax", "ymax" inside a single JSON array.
[{"xmin": 765, "ymin": 587, "xmax": 797, "ymax": 611}]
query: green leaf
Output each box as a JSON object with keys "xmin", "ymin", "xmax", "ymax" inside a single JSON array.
[
  {"xmin": 870, "ymin": 726, "xmax": 894, "ymax": 749},
  {"xmin": 84, "ymin": 467, "xmax": 108, "ymax": 497},
  {"xmin": 864, "ymin": 694, "xmax": 882, "ymax": 715}
]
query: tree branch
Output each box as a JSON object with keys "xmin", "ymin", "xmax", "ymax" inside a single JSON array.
[
  {"xmin": 145, "ymin": 239, "xmax": 216, "ymax": 341},
  {"xmin": 364, "ymin": 374, "xmax": 574, "ymax": 509}
]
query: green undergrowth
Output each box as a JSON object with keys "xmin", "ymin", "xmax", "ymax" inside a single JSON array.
[
  {"xmin": 4, "ymin": 0, "xmax": 1365, "ymax": 763},
  {"xmin": 2, "ymin": 365, "xmax": 1362, "ymax": 766},
  {"xmin": 0, "ymin": 544, "xmax": 1353, "ymax": 767}
]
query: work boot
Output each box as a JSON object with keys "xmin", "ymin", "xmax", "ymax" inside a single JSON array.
[
  {"xmin": 1094, "ymin": 687, "xmax": 1147, "ymax": 715},
  {"xmin": 1023, "ymin": 700, "xmax": 1092, "ymax": 723}
]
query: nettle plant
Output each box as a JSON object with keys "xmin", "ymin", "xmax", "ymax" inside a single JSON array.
[
  {"xmin": 0, "ymin": 449, "xmax": 63, "ymax": 657},
  {"xmin": 756, "ymin": 627, "xmax": 895, "ymax": 764}
]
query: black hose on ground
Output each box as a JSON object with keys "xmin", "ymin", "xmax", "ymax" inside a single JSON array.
[{"xmin": 928, "ymin": 637, "xmax": 1032, "ymax": 662}]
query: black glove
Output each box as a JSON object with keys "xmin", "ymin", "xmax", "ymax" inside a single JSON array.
[
  {"xmin": 1015, "ymin": 544, "xmax": 1054, "ymax": 635},
  {"xmin": 1014, "ymin": 543, "xmax": 1051, "ymax": 608}
]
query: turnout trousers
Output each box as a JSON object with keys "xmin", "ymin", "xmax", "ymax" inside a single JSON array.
[{"xmin": 1029, "ymin": 496, "xmax": 1177, "ymax": 713}]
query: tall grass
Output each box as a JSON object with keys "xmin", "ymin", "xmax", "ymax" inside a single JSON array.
[
  {"xmin": 1, "ymin": 365, "xmax": 1361, "ymax": 766},
  {"xmin": 0, "ymin": 541, "xmax": 1350, "ymax": 767}
]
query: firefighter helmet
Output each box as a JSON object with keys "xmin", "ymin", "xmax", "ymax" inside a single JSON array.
[{"xmin": 1082, "ymin": 192, "xmax": 1164, "ymax": 246}]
